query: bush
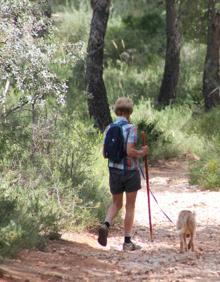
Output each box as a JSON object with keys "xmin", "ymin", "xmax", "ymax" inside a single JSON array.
[
  {"xmin": 190, "ymin": 153, "xmax": 220, "ymax": 190},
  {"xmin": 0, "ymin": 110, "xmax": 110, "ymax": 257},
  {"xmin": 131, "ymin": 101, "xmax": 205, "ymax": 160},
  {"xmin": 105, "ymin": 62, "xmax": 163, "ymax": 105},
  {"xmin": 106, "ymin": 18, "xmax": 165, "ymax": 65},
  {"xmin": 192, "ymin": 107, "xmax": 220, "ymax": 138},
  {"xmin": 122, "ymin": 12, "xmax": 164, "ymax": 33},
  {"xmin": 0, "ymin": 184, "xmax": 59, "ymax": 257},
  {"xmin": 52, "ymin": 0, "xmax": 90, "ymax": 12},
  {"xmin": 0, "ymin": 1, "xmax": 110, "ymax": 258},
  {"xmin": 55, "ymin": 8, "xmax": 90, "ymax": 43},
  {"xmin": 177, "ymin": 43, "xmax": 206, "ymax": 105},
  {"xmin": 188, "ymin": 108, "xmax": 220, "ymax": 190}
]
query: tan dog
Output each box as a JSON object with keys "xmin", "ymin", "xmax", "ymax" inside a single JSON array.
[{"xmin": 176, "ymin": 210, "xmax": 196, "ymax": 253}]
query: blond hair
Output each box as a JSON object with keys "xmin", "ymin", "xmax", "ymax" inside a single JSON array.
[{"xmin": 114, "ymin": 97, "xmax": 133, "ymax": 116}]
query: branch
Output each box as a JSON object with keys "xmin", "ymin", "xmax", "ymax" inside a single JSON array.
[
  {"xmin": 2, "ymin": 79, "xmax": 10, "ymax": 99},
  {"xmin": 1, "ymin": 99, "xmax": 29, "ymax": 119},
  {"xmin": 0, "ymin": 91, "xmax": 47, "ymax": 119}
]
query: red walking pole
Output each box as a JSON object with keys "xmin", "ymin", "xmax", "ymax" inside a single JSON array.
[{"xmin": 141, "ymin": 132, "xmax": 153, "ymax": 241}]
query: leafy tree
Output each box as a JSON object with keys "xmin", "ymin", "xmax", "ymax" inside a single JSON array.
[
  {"xmin": 0, "ymin": 0, "xmax": 67, "ymax": 119},
  {"xmin": 85, "ymin": 0, "xmax": 112, "ymax": 132},
  {"xmin": 202, "ymin": 0, "xmax": 220, "ymax": 110}
]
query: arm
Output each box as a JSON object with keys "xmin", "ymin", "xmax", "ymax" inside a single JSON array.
[
  {"xmin": 126, "ymin": 125, "xmax": 148, "ymax": 158},
  {"xmin": 127, "ymin": 143, "xmax": 148, "ymax": 159}
]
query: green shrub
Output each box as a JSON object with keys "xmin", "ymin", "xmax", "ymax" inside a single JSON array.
[
  {"xmin": 0, "ymin": 184, "xmax": 59, "ymax": 257},
  {"xmin": 131, "ymin": 101, "xmax": 205, "ymax": 160},
  {"xmin": 192, "ymin": 107, "xmax": 220, "ymax": 138},
  {"xmin": 55, "ymin": 8, "xmax": 90, "ymax": 43},
  {"xmin": 188, "ymin": 108, "xmax": 220, "ymax": 190},
  {"xmin": 106, "ymin": 21, "xmax": 165, "ymax": 65},
  {"xmin": 105, "ymin": 63, "xmax": 163, "ymax": 105},
  {"xmin": 177, "ymin": 43, "xmax": 206, "ymax": 105},
  {"xmin": 122, "ymin": 12, "xmax": 164, "ymax": 33},
  {"xmin": 0, "ymin": 109, "xmax": 110, "ymax": 257},
  {"xmin": 106, "ymin": 3, "xmax": 166, "ymax": 66},
  {"xmin": 66, "ymin": 59, "xmax": 88, "ymax": 116},
  {"xmin": 52, "ymin": 0, "xmax": 89, "ymax": 12},
  {"xmin": 190, "ymin": 154, "xmax": 220, "ymax": 190}
]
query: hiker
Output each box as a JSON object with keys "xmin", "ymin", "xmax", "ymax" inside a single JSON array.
[{"xmin": 98, "ymin": 97, "xmax": 148, "ymax": 251}]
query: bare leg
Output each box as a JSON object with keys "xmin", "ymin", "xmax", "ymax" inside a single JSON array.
[
  {"xmin": 98, "ymin": 193, "xmax": 123, "ymax": 247},
  {"xmin": 124, "ymin": 191, "xmax": 137, "ymax": 237},
  {"xmin": 105, "ymin": 193, "xmax": 123, "ymax": 224}
]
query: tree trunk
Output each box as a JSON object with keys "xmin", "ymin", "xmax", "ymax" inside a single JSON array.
[
  {"xmin": 203, "ymin": 0, "xmax": 220, "ymax": 110},
  {"xmin": 86, "ymin": 0, "xmax": 112, "ymax": 132},
  {"xmin": 158, "ymin": 0, "xmax": 181, "ymax": 106}
]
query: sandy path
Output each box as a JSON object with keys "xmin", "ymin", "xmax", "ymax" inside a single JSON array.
[{"xmin": 0, "ymin": 159, "xmax": 220, "ymax": 281}]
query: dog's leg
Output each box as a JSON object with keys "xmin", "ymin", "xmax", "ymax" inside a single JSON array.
[
  {"xmin": 188, "ymin": 239, "xmax": 191, "ymax": 250},
  {"xmin": 183, "ymin": 234, "xmax": 187, "ymax": 252},
  {"xmin": 179, "ymin": 234, "xmax": 184, "ymax": 253},
  {"xmin": 189, "ymin": 234, "xmax": 195, "ymax": 251},
  {"xmin": 188, "ymin": 233, "xmax": 192, "ymax": 250}
]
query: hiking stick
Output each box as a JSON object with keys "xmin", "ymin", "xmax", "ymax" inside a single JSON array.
[{"xmin": 141, "ymin": 131, "xmax": 153, "ymax": 242}]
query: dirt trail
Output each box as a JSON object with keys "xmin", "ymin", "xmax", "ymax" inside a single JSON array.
[{"xmin": 1, "ymin": 159, "xmax": 220, "ymax": 282}]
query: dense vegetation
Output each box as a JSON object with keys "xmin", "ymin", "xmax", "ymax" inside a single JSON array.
[{"xmin": 0, "ymin": 0, "xmax": 219, "ymax": 257}]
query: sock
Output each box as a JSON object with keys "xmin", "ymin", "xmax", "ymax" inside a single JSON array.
[
  {"xmin": 124, "ymin": 236, "xmax": 132, "ymax": 244},
  {"xmin": 104, "ymin": 221, "xmax": 110, "ymax": 228}
]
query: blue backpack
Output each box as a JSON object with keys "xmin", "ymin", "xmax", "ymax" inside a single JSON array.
[{"xmin": 104, "ymin": 121, "xmax": 128, "ymax": 163}]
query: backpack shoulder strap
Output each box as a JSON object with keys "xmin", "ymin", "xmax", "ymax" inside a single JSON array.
[
  {"xmin": 123, "ymin": 124, "xmax": 132, "ymax": 172},
  {"xmin": 117, "ymin": 120, "xmax": 128, "ymax": 127}
]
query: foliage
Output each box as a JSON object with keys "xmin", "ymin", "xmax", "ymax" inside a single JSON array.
[
  {"xmin": 106, "ymin": 12, "xmax": 165, "ymax": 65},
  {"xmin": 190, "ymin": 107, "xmax": 220, "ymax": 138},
  {"xmin": 0, "ymin": 109, "xmax": 110, "ymax": 256},
  {"xmin": 122, "ymin": 12, "xmax": 164, "ymax": 33},
  {"xmin": 190, "ymin": 155, "xmax": 220, "ymax": 190},
  {"xmin": 181, "ymin": 0, "xmax": 207, "ymax": 43},
  {"xmin": 51, "ymin": 0, "xmax": 89, "ymax": 11},
  {"xmin": 104, "ymin": 62, "xmax": 163, "ymax": 104},
  {"xmin": 0, "ymin": 0, "xmax": 82, "ymax": 118},
  {"xmin": 0, "ymin": 0, "xmax": 109, "ymax": 258},
  {"xmin": 111, "ymin": 0, "xmax": 163, "ymax": 18},
  {"xmin": 0, "ymin": 183, "xmax": 59, "ymax": 257},
  {"xmin": 177, "ymin": 43, "xmax": 206, "ymax": 105},
  {"xmin": 55, "ymin": 8, "xmax": 90, "ymax": 43},
  {"xmin": 132, "ymin": 101, "xmax": 205, "ymax": 160},
  {"xmin": 188, "ymin": 108, "xmax": 220, "ymax": 190}
]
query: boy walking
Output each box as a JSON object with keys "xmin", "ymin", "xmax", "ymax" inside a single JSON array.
[{"xmin": 98, "ymin": 97, "xmax": 148, "ymax": 251}]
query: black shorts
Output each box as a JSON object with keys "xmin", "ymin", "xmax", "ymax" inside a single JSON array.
[{"xmin": 109, "ymin": 168, "xmax": 141, "ymax": 194}]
